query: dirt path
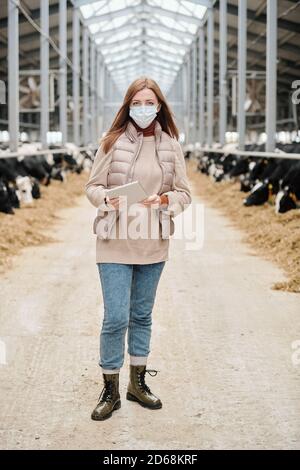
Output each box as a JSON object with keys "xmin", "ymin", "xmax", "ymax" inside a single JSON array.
[{"xmin": 0, "ymin": 188, "xmax": 300, "ymax": 450}]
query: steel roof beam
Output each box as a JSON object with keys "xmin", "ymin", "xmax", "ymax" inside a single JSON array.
[
  {"xmin": 184, "ymin": 0, "xmax": 213, "ymax": 6},
  {"xmin": 223, "ymin": 1, "xmax": 300, "ymax": 35},
  {"xmin": 99, "ymin": 34, "xmax": 187, "ymax": 55},
  {"xmin": 85, "ymin": 3, "xmax": 202, "ymax": 26},
  {"xmin": 106, "ymin": 52, "xmax": 181, "ymax": 68},
  {"xmin": 104, "ymin": 49, "xmax": 184, "ymax": 64},
  {"xmin": 108, "ymin": 58, "xmax": 179, "ymax": 73},
  {"xmin": 94, "ymin": 19, "xmax": 194, "ymax": 42}
]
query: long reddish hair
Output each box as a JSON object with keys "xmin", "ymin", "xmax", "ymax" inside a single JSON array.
[{"xmin": 99, "ymin": 76, "xmax": 179, "ymax": 154}]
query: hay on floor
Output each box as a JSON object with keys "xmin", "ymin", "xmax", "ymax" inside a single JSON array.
[
  {"xmin": 0, "ymin": 172, "xmax": 89, "ymax": 274},
  {"xmin": 187, "ymin": 159, "xmax": 300, "ymax": 294}
]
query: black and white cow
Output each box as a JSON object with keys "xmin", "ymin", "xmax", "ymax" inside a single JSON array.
[
  {"xmin": 0, "ymin": 178, "xmax": 15, "ymax": 214},
  {"xmin": 243, "ymin": 158, "xmax": 298, "ymax": 207},
  {"xmin": 275, "ymin": 162, "xmax": 300, "ymax": 213},
  {"xmin": 195, "ymin": 141, "xmax": 300, "ymax": 213}
]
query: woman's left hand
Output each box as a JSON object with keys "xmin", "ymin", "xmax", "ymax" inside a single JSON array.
[{"xmin": 140, "ymin": 194, "xmax": 161, "ymax": 206}]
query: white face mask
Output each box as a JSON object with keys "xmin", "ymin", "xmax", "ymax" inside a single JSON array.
[{"xmin": 129, "ymin": 104, "xmax": 159, "ymax": 129}]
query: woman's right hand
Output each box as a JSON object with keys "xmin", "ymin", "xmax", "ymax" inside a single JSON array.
[{"xmin": 105, "ymin": 195, "xmax": 120, "ymax": 210}]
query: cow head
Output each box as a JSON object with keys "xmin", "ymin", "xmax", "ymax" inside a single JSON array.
[
  {"xmin": 275, "ymin": 189, "xmax": 298, "ymax": 213},
  {"xmin": 15, "ymin": 176, "xmax": 33, "ymax": 204},
  {"xmin": 243, "ymin": 181, "xmax": 269, "ymax": 206},
  {"xmin": 0, "ymin": 179, "xmax": 14, "ymax": 214}
]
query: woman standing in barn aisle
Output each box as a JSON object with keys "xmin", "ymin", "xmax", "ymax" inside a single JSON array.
[{"xmin": 85, "ymin": 77, "xmax": 192, "ymax": 421}]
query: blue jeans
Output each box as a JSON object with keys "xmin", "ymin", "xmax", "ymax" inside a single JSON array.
[{"xmin": 96, "ymin": 261, "xmax": 166, "ymax": 372}]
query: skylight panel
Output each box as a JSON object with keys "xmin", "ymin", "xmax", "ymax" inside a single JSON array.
[
  {"xmin": 100, "ymin": 40, "xmax": 141, "ymax": 55},
  {"xmin": 80, "ymin": 1, "xmax": 108, "ymax": 18},
  {"xmin": 100, "ymin": 14, "xmax": 134, "ymax": 32}
]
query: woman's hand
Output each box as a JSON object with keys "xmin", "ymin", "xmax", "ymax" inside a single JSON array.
[
  {"xmin": 140, "ymin": 194, "xmax": 169, "ymax": 206},
  {"xmin": 105, "ymin": 193, "xmax": 169, "ymax": 209},
  {"xmin": 104, "ymin": 195, "xmax": 120, "ymax": 209},
  {"xmin": 140, "ymin": 194, "xmax": 161, "ymax": 206}
]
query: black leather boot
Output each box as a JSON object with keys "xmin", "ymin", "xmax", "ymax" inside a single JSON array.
[
  {"xmin": 91, "ymin": 373, "xmax": 121, "ymax": 421},
  {"xmin": 126, "ymin": 365, "xmax": 162, "ymax": 409}
]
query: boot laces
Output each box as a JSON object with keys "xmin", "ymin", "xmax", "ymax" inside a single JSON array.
[
  {"xmin": 98, "ymin": 380, "xmax": 114, "ymax": 403},
  {"xmin": 138, "ymin": 368, "xmax": 159, "ymax": 394}
]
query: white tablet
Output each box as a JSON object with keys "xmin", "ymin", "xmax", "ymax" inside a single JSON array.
[{"xmin": 105, "ymin": 180, "xmax": 149, "ymax": 205}]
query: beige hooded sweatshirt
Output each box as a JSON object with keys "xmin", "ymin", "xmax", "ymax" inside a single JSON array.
[{"xmin": 85, "ymin": 125, "xmax": 192, "ymax": 265}]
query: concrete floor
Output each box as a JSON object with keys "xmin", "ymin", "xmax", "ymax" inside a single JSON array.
[{"xmin": 0, "ymin": 189, "xmax": 300, "ymax": 450}]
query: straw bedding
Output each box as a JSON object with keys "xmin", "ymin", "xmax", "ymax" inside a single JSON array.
[
  {"xmin": 187, "ymin": 159, "xmax": 300, "ymax": 293},
  {"xmin": 0, "ymin": 172, "xmax": 89, "ymax": 274}
]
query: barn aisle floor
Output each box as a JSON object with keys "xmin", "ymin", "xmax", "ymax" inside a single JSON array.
[{"xmin": 0, "ymin": 189, "xmax": 300, "ymax": 450}]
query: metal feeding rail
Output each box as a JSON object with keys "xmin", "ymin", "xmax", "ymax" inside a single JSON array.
[{"xmin": 195, "ymin": 147, "xmax": 300, "ymax": 161}]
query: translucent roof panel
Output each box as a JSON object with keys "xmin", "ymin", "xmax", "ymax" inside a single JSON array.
[{"xmin": 79, "ymin": 0, "xmax": 208, "ymax": 96}]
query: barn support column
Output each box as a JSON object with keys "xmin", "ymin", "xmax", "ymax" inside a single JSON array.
[
  {"xmin": 59, "ymin": 0, "xmax": 67, "ymax": 145},
  {"xmin": 237, "ymin": 0, "xmax": 247, "ymax": 150},
  {"xmin": 178, "ymin": 71, "xmax": 184, "ymax": 131},
  {"xmin": 181, "ymin": 59, "xmax": 188, "ymax": 144},
  {"xmin": 206, "ymin": 7, "xmax": 214, "ymax": 147},
  {"xmin": 104, "ymin": 66, "xmax": 108, "ymax": 131},
  {"xmin": 102, "ymin": 64, "xmax": 107, "ymax": 135},
  {"xmin": 176, "ymin": 72, "xmax": 183, "ymax": 130},
  {"xmin": 72, "ymin": 7, "xmax": 80, "ymax": 146},
  {"xmin": 99, "ymin": 55, "xmax": 105, "ymax": 137},
  {"xmin": 103, "ymin": 67, "xmax": 109, "ymax": 130},
  {"xmin": 83, "ymin": 26, "xmax": 89, "ymax": 145},
  {"xmin": 40, "ymin": 0, "xmax": 49, "ymax": 149},
  {"xmin": 189, "ymin": 46, "xmax": 193, "ymax": 144},
  {"xmin": 96, "ymin": 51, "xmax": 101, "ymax": 141},
  {"xmin": 186, "ymin": 51, "xmax": 191, "ymax": 145},
  {"xmin": 198, "ymin": 25, "xmax": 205, "ymax": 146},
  {"xmin": 219, "ymin": 0, "xmax": 227, "ymax": 146},
  {"xmin": 8, "ymin": 0, "xmax": 19, "ymax": 152},
  {"xmin": 90, "ymin": 40, "xmax": 97, "ymax": 144},
  {"xmin": 192, "ymin": 38, "xmax": 197, "ymax": 144},
  {"xmin": 266, "ymin": 0, "xmax": 277, "ymax": 152},
  {"xmin": 189, "ymin": 48, "xmax": 193, "ymax": 144}
]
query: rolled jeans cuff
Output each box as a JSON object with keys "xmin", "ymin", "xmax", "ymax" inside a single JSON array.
[
  {"xmin": 101, "ymin": 367, "xmax": 120, "ymax": 374},
  {"xmin": 129, "ymin": 355, "xmax": 148, "ymax": 366}
]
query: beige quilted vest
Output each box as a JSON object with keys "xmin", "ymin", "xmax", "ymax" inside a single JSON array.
[{"xmin": 94, "ymin": 119, "xmax": 176, "ymax": 240}]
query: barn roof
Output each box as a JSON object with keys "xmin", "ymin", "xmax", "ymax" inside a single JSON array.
[{"xmin": 0, "ymin": 0, "xmax": 299, "ymax": 97}]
